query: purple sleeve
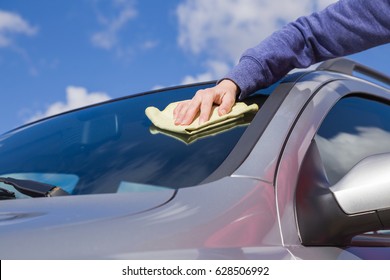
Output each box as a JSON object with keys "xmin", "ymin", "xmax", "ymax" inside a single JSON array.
[{"xmin": 225, "ymin": 0, "xmax": 390, "ymax": 99}]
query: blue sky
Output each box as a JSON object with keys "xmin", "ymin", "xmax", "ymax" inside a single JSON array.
[{"xmin": 1, "ymin": 0, "xmax": 390, "ymax": 134}]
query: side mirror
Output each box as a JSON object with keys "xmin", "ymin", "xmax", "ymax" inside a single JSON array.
[
  {"xmin": 296, "ymin": 141, "xmax": 390, "ymax": 246},
  {"xmin": 330, "ymin": 153, "xmax": 390, "ymax": 227}
]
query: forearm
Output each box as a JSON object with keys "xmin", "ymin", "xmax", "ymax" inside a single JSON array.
[{"xmin": 226, "ymin": 0, "xmax": 390, "ymax": 99}]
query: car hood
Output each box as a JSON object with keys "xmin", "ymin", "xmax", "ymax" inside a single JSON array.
[{"xmin": 0, "ymin": 187, "xmax": 175, "ymax": 235}]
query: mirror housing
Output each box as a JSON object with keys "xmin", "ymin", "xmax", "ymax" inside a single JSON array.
[
  {"xmin": 330, "ymin": 153, "xmax": 390, "ymax": 215},
  {"xmin": 296, "ymin": 141, "xmax": 390, "ymax": 246}
]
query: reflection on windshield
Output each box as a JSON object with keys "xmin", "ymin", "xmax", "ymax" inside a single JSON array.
[
  {"xmin": 117, "ymin": 181, "xmax": 171, "ymax": 193},
  {"xmin": 149, "ymin": 114, "xmax": 253, "ymax": 145},
  {"xmin": 0, "ymin": 83, "xmax": 267, "ymax": 196}
]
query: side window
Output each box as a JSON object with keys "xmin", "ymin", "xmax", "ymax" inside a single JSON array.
[
  {"xmin": 315, "ymin": 96, "xmax": 390, "ymax": 185},
  {"xmin": 310, "ymin": 96, "xmax": 390, "ymax": 252}
]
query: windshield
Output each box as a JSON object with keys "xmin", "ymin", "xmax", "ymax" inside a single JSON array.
[{"xmin": 0, "ymin": 83, "xmax": 267, "ymax": 196}]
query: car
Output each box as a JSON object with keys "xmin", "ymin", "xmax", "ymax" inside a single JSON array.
[{"xmin": 1, "ymin": 58, "xmax": 390, "ymax": 260}]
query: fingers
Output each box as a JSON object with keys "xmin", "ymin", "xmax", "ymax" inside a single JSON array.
[
  {"xmin": 198, "ymin": 90, "xmax": 215, "ymax": 124},
  {"xmin": 174, "ymin": 89, "xmax": 213, "ymax": 125},
  {"xmin": 174, "ymin": 80, "xmax": 238, "ymax": 126},
  {"xmin": 173, "ymin": 100, "xmax": 189, "ymax": 120},
  {"xmin": 179, "ymin": 98, "xmax": 202, "ymax": 125},
  {"xmin": 218, "ymin": 91, "xmax": 235, "ymax": 116},
  {"xmin": 173, "ymin": 98, "xmax": 200, "ymax": 125}
]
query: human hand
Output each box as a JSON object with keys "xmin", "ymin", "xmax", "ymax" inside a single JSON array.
[{"xmin": 173, "ymin": 79, "xmax": 239, "ymax": 126}]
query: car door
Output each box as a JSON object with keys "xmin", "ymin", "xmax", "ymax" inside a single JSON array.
[{"xmin": 276, "ymin": 74, "xmax": 390, "ymax": 259}]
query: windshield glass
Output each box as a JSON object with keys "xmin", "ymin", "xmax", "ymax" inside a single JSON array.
[{"xmin": 0, "ymin": 83, "xmax": 267, "ymax": 196}]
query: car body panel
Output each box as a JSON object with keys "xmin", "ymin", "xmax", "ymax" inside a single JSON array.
[
  {"xmin": 1, "ymin": 59, "xmax": 390, "ymax": 259},
  {"xmin": 0, "ymin": 177, "xmax": 281, "ymax": 259}
]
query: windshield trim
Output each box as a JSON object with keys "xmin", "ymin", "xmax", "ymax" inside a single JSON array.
[{"xmin": 201, "ymin": 71, "xmax": 311, "ymax": 184}]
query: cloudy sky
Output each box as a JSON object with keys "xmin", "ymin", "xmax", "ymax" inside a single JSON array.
[{"xmin": 1, "ymin": 0, "xmax": 390, "ymax": 134}]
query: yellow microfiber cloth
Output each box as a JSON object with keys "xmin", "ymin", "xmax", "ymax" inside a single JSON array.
[{"xmin": 145, "ymin": 101, "xmax": 259, "ymax": 135}]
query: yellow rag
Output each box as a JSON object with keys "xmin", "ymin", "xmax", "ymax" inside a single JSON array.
[{"xmin": 145, "ymin": 101, "xmax": 258, "ymax": 135}]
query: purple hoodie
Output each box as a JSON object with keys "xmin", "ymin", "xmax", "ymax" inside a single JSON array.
[{"xmin": 225, "ymin": 0, "xmax": 390, "ymax": 99}]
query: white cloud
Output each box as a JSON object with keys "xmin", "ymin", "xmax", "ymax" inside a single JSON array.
[
  {"xmin": 27, "ymin": 86, "xmax": 111, "ymax": 122},
  {"xmin": 0, "ymin": 10, "xmax": 37, "ymax": 47},
  {"xmin": 177, "ymin": 0, "xmax": 337, "ymax": 63},
  {"xmin": 181, "ymin": 60, "xmax": 230, "ymax": 84},
  {"xmin": 318, "ymin": 0, "xmax": 338, "ymax": 10},
  {"xmin": 176, "ymin": 0, "xmax": 337, "ymax": 83},
  {"xmin": 91, "ymin": 0, "xmax": 137, "ymax": 50}
]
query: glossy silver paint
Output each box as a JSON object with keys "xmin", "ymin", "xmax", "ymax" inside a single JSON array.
[
  {"xmin": 331, "ymin": 153, "xmax": 390, "ymax": 214},
  {"xmin": 0, "ymin": 177, "xmax": 285, "ymax": 259},
  {"xmin": 1, "ymin": 63, "xmax": 390, "ymax": 259}
]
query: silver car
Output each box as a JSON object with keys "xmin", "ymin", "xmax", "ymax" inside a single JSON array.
[{"xmin": 1, "ymin": 58, "xmax": 390, "ymax": 259}]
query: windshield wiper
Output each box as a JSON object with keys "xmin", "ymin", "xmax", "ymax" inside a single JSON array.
[
  {"xmin": 0, "ymin": 177, "xmax": 69, "ymax": 198},
  {"xmin": 0, "ymin": 187, "xmax": 15, "ymax": 200}
]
